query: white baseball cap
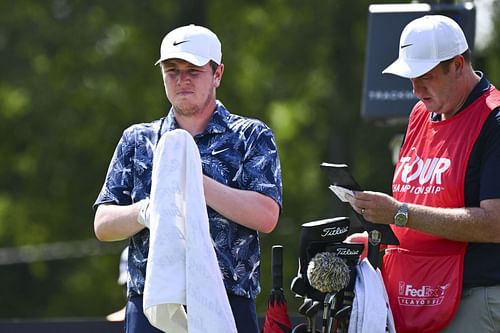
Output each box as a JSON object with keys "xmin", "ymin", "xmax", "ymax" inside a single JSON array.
[
  {"xmin": 382, "ymin": 15, "xmax": 469, "ymax": 79},
  {"xmin": 155, "ymin": 24, "xmax": 222, "ymax": 66}
]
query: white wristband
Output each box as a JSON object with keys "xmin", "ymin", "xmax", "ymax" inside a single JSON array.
[{"xmin": 137, "ymin": 198, "xmax": 150, "ymax": 228}]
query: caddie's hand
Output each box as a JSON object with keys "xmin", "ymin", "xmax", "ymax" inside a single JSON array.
[
  {"xmin": 137, "ymin": 198, "xmax": 150, "ymax": 228},
  {"xmin": 346, "ymin": 191, "xmax": 399, "ymax": 225}
]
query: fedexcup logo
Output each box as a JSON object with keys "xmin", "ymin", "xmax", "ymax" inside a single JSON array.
[{"xmin": 398, "ymin": 281, "xmax": 449, "ymax": 307}]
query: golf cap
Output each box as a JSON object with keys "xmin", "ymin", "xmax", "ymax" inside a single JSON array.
[
  {"xmin": 382, "ymin": 15, "xmax": 468, "ymax": 79},
  {"xmin": 155, "ymin": 24, "xmax": 222, "ymax": 66}
]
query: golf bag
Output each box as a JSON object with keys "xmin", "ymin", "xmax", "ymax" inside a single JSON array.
[{"xmin": 290, "ymin": 217, "xmax": 363, "ymax": 333}]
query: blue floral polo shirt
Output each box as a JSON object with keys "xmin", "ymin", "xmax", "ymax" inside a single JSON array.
[{"xmin": 94, "ymin": 101, "xmax": 282, "ymax": 299}]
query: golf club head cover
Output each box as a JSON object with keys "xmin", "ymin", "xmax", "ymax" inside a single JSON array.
[
  {"xmin": 291, "ymin": 217, "xmax": 365, "ymax": 301},
  {"xmin": 307, "ymin": 252, "xmax": 350, "ymax": 293},
  {"xmin": 297, "ymin": 217, "xmax": 350, "ymax": 279}
]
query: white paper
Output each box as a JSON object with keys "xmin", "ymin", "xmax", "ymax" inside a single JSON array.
[{"xmin": 329, "ymin": 185, "xmax": 355, "ymax": 202}]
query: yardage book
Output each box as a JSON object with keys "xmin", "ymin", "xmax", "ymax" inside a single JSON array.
[{"xmin": 320, "ymin": 162, "xmax": 399, "ymax": 245}]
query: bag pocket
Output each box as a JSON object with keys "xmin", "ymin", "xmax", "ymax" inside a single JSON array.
[{"xmin": 382, "ymin": 247, "xmax": 464, "ymax": 333}]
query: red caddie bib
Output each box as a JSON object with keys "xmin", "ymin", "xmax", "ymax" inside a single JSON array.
[{"xmin": 383, "ymin": 86, "xmax": 500, "ymax": 333}]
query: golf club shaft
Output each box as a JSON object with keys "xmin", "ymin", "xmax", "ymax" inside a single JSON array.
[
  {"xmin": 272, "ymin": 245, "xmax": 283, "ymax": 290},
  {"xmin": 326, "ymin": 293, "xmax": 336, "ymax": 333}
]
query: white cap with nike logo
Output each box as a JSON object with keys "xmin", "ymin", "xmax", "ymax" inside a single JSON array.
[
  {"xmin": 382, "ymin": 15, "xmax": 469, "ymax": 79},
  {"xmin": 155, "ymin": 24, "xmax": 222, "ymax": 66}
]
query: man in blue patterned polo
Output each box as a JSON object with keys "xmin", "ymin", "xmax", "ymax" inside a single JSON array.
[{"xmin": 93, "ymin": 24, "xmax": 282, "ymax": 333}]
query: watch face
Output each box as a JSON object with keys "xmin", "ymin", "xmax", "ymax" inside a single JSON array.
[
  {"xmin": 395, "ymin": 213, "xmax": 407, "ymax": 226},
  {"xmin": 394, "ymin": 204, "xmax": 408, "ymax": 227}
]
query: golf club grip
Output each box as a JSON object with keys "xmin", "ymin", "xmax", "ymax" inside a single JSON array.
[{"xmin": 272, "ymin": 245, "xmax": 283, "ymax": 290}]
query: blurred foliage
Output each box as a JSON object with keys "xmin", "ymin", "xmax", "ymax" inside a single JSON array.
[{"xmin": 0, "ymin": 0, "xmax": 498, "ymax": 319}]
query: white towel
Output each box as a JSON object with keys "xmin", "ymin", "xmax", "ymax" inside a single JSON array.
[
  {"xmin": 348, "ymin": 259, "xmax": 396, "ymax": 333},
  {"xmin": 143, "ymin": 129, "xmax": 237, "ymax": 333}
]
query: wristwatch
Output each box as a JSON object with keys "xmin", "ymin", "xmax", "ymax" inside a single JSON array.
[{"xmin": 394, "ymin": 203, "xmax": 409, "ymax": 227}]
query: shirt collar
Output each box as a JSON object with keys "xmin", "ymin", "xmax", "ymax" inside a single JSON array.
[
  {"xmin": 160, "ymin": 100, "xmax": 230, "ymax": 137},
  {"xmin": 461, "ymin": 71, "xmax": 490, "ymax": 111},
  {"xmin": 431, "ymin": 71, "xmax": 490, "ymax": 121},
  {"xmin": 204, "ymin": 101, "xmax": 230, "ymax": 135}
]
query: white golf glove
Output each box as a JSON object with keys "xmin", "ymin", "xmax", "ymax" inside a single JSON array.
[{"xmin": 137, "ymin": 198, "xmax": 150, "ymax": 228}]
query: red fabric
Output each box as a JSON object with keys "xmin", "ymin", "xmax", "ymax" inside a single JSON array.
[
  {"xmin": 383, "ymin": 247, "xmax": 464, "ymax": 333},
  {"xmin": 384, "ymin": 86, "xmax": 500, "ymax": 332},
  {"xmin": 261, "ymin": 302, "xmax": 292, "ymax": 333}
]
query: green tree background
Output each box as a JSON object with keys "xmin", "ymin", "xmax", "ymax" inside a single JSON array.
[{"xmin": 0, "ymin": 0, "xmax": 498, "ymax": 319}]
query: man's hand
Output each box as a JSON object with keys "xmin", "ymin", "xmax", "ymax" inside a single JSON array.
[{"xmin": 346, "ymin": 191, "xmax": 399, "ymax": 225}]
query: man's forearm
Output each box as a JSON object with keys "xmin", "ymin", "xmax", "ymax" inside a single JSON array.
[
  {"xmin": 351, "ymin": 191, "xmax": 500, "ymax": 243},
  {"xmin": 203, "ymin": 176, "xmax": 280, "ymax": 233},
  {"xmin": 407, "ymin": 198, "xmax": 500, "ymax": 243},
  {"xmin": 94, "ymin": 202, "xmax": 145, "ymax": 241}
]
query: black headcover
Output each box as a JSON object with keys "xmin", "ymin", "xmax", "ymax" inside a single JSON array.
[
  {"xmin": 298, "ymin": 217, "xmax": 350, "ymax": 276},
  {"xmin": 291, "ymin": 217, "xmax": 364, "ymax": 301}
]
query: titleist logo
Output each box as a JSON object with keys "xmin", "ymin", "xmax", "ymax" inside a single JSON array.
[
  {"xmin": 336, "ymin": 248, "xmax": 360, "ymax": 256},
  {"xmin": 321, "ymin": 226, "xmax": 348, "ymax": 237}
]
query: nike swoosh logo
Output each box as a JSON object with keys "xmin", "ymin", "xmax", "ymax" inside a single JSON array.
[
  {"xmin": 211, "ymin": 147, "xmax": 229, "ymax": 155},
  {"xmin": 401, "ymin": 43, "xmax": 413, "ymax": 49},
  {"xmin": 173, "ymin": 40, "xmax": 189, "ymax": 46}
]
